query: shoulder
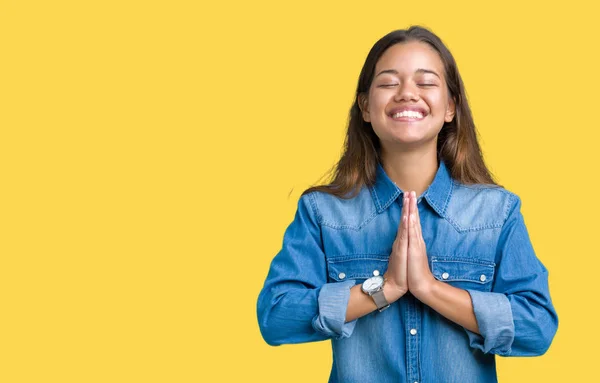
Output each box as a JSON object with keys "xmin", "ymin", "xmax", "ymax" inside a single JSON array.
[
  {"xmin": 300, "ymin": 186, "xmax": 375, "ymax": 230},
  {"xmin": 445, "ymin": 181, "xmax": 521, "ymax": 231}
]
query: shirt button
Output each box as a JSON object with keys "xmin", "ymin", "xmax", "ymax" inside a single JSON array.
[
  {"xmin": 480, "ymin": 274, "xmax": 487, "ymax": 282},
  {"xmin": 338, "ymin": 272, "xmax": 346, "ymax": 280},
  {"xmin": 441, "ymin": 272, "xmax": 449, "ymax": 280},
  {"xmin": 373, "ymin": 270, "xmax": 380, "ymax": 276},
  {"xmin": 410, "ymin": 328, "xmax": 417, "ymax": 335}
]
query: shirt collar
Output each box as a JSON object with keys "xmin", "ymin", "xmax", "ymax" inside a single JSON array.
[{"xmin": 369, "ymin": 159, "xmax": 453, "ymax": 217}]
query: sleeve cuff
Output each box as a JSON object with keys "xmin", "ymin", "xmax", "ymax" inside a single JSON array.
[
  {"xmin": 311, "ymin": 279, "xmax": 358, "ymax": 339},
  {"xmin": 465, "ymin": 289, "xmax": 515, "ymax": 355}
]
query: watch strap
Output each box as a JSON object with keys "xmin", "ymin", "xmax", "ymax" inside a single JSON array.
[{"xmin": 372, "ymin": 290, "xmax": 390, "ymax": 312}]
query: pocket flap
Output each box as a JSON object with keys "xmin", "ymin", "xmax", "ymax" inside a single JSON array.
[
  {"xmin": 327, "ymin": 256, "xmax": 389, "ymax": 282},
  {"xmin": 431, "ymin": 258, "xmax": 495, "ymax": 285}
]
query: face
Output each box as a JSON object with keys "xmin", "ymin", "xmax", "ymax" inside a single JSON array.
[{"xmin": 359, "ymin": 41, "xmax": 456, "ymax": 150}]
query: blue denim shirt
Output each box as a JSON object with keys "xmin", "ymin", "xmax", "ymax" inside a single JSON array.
[{"xmin": 257, "ymin": 160, "xmax": 558, "ymax": 383}]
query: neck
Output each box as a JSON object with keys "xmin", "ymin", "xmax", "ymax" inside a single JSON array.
[{"xmin": 380, "ymin": 145, "xmax": 439, "ymax": 198}]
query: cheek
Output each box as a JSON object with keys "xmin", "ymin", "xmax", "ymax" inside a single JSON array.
[
  {"xmin": 424, "ymin": 95, "xmax": 448, "ymax": 115},
  {"xmin": 369, "ymin": 93, "xmax": 391, "ymax": 116}
]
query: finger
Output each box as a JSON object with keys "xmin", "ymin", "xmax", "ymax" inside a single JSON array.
[
  {"xmin": 412, "ymin": 191, "xmax": 424, "ymax": 242},
  {"xmin": 409, "ymin": 212, "xmax": 424, "ymax": 257},
  {"xmin": 408, "ymin": 192, "xmax": 415, "ymax": 233},
  {"xmin": 395, "ymin": 196, "xmax": 409, "ymax": 250},
  {"xmin": 401, "ymin": 214, "xmax": 409, "ymax": 247},
  {"xmin": 401, "ymin": 196, "xmax": 410, "ymax": 244},
  {"xmin": 400, "ymin": 213, "xmax": 409, "ymax": 260},
  {"xmin": 408, "ymin": 211, "xmax": 417, "ymax": 249},
  {"xmin": 405, "ymin": 193, "xmax": 413, "ymax": 243},
  {"xmin": 397, "ymin": 195, "xmax": 408, "ymax": 235},
  {"xmin": 408, "ymin": 191, "xmax": 416, "ymax": 217},
  {"xmin": 392, "ymin": 215, "xmax": 409, "ymax": 275},
  {"xmin": 396, "ymin": 196, "xmax": 406, "ymax": 240},
  {"xmin": 396, "ymin": 213, "xmax": 409, "ymax": 283},
  {"xmin": 408, "ymin": 213, "xmax": 417, "ymax": 239}
]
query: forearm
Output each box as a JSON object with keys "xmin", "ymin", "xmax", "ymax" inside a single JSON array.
[
  {"xmin": 413, "ymin": 280, "xmax": 480, "ymax": 334},
  {"xmin": 345, "ymin": 282, "xmax": 405, "ymax": 322},
  {"xmin": 258, "ymin": 287, "xmax": 326, "ymax": 345},
  {"xmin": 260, "ymin": 280, "xmax": 369, "ymax": 345}
]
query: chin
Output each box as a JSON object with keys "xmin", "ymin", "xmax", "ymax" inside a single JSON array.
[{"xmin": 384, "ymin": 132, "xmax": 434, "ymax": 147}]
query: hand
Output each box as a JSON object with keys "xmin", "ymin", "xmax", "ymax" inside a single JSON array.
[
  {"xmin": 383, "ymin": 193, "xmax": 409, "ymax": 300},
  {"xmin": 406, "ymin": 191, "xmax": 436, "ymax": 297}
]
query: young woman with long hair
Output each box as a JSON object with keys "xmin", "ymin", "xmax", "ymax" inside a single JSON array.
[{"xmin": 257, "ymin": 25, "xmax": 558, "ymax": 383}]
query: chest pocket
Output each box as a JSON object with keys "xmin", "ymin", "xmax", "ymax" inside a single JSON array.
[
  {"xmin": 327, "ymin": 255, "xmax": 389, "ymax": 283},
  {"xmin": 430, "ymin": 257, "xmax": 495, "ymax": 292}
]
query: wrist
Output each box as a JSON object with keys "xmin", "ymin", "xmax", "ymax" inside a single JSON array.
[
  {"xmin": 383, "ymin": 277, "xmax": 407, "ymax": 303},
  {"xmin": 410, "ymin": 276, "xmax": 437, "ymax": 301}
]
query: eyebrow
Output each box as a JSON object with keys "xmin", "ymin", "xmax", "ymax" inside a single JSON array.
[{"xmin": 375, "ymin": 68, "xmax": 441, "ymax": 79}]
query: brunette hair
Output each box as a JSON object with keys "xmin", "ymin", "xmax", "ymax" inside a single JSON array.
[{"xmin": 301, "ymin": 25, "xmax": 500, "ymax": 199}]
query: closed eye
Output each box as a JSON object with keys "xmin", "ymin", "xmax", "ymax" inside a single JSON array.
[{"xmin": 379, "ymin": 83, "xmax": 437, "ymax": 87}]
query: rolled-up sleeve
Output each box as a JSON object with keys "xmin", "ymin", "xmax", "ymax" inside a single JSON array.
[
  {"xmin": 465, "ymin": 193, "xmax": 558, "ymax": 356},
  {"xmin": 257, "ymin": 192, "xmax": 358, "ymax": 346}
]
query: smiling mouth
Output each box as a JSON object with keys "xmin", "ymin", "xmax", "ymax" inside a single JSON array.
[{"xmin": 389, "ymin": 111, "xmax": 425, "ymax": 122}]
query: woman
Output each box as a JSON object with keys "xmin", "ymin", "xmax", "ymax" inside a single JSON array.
[{"xmin": 256, "ymin": 25, "xmax": 558, "ymax": 383}]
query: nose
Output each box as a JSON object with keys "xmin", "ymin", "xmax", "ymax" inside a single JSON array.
[{"xmin": 394, "ymin": 82, "xmax": 419, "ymax": 102}]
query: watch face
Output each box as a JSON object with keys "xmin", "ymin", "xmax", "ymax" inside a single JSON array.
[{"xmin": 362, "ymin": 275, "xmax": 384, "ymax": 292}]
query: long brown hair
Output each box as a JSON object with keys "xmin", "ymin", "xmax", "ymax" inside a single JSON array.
[{"xmin": 301, "ymin": 25, "xmax": 500, "ymax": 199}]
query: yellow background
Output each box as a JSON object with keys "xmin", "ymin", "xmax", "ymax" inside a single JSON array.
[{"xmin": 1, "ymin": 0, "xmax": 596, "ymax": 381}]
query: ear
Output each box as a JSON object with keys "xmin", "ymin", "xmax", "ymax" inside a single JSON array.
[
  {"xmin": 358, "ymin": 93, "xmax": 371, "ymax": 122},
  {"xmin": 444, "ymin": 96, "xmax": 456, "ymax": 123}
]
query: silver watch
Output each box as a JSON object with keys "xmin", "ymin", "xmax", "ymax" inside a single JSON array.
[{"xmin": 361, "ymin": 275, "xmax": 390, "ymax": 312}]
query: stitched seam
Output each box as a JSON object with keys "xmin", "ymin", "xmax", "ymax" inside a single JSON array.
[
  {"xmin": 430, "ymin": 257, "xmax": 496, "ymax": 267},
  {"xmin": 460, "ymin": 184, "xmax": 503, "ymax": 190},
  {"xmin": 431, "ymin": 258, "xmax": 496, "ymax": 285},
  {"xmin": 306, "ymin": 192, "xmax": 323, "ymax": 225},
  {"xmin": 327, "ymin": 256, "xmax": 389, "ymax": 280},
  {"xmin": 503, "ymin": 192, "xmax": 517, "ymax": 224},
  {"xmin": 435, "ymin": 278, "xmax": 491, "ymax": 284},
  {"xmin": 320, "ymin": 210, "xmax": 378, "ymax": 230},
  {"xmin": 369, "ymin": 185, "xmax": 382, "ymax": 213},
  {"xmin": 441, "ymin": 180, "xmax": 454, "ymax": 216},
  {"xmin": 443, "ymin": 215, "xmax": 462, "ymax": 233},
  {"xmin": 327, "ymin": 254, "xmax": 389, "ymax": 262},
  {"xmin": 426, "ymin": 192, "xmax": 438, "ymax": 215},
  {"xmin": 458, "ymin": 223, "xmax": 504, "ymax": 232},
  {"xmin": 381, "ymin": 188, "xmax": 400, "ymax": 212},
  {"xmin": 444, "ymin": 214, "xmax": 503, "ymax": 232}
]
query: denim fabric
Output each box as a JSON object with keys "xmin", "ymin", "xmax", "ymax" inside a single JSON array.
[{"xmin": 257, "ymin": 160, "xmax": 558, "ymax": 383}]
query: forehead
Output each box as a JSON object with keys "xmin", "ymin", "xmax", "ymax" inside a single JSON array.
[{"xmin": 375, "ymin": 41, "xmax": 445, "ymax": 77}]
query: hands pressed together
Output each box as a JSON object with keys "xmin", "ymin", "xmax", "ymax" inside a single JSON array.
[
  {"xmin": 384, "ymin": 191, "xmax": 437, "ymax": 302},
  {"xmin": 346, "ymin": 190, "xmax": 479, "ymax": 331}
]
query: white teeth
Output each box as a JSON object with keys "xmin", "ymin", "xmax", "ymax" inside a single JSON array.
[{"xmin": 392, "ymin": 110, "xmax": 424, "ymax": 119}]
